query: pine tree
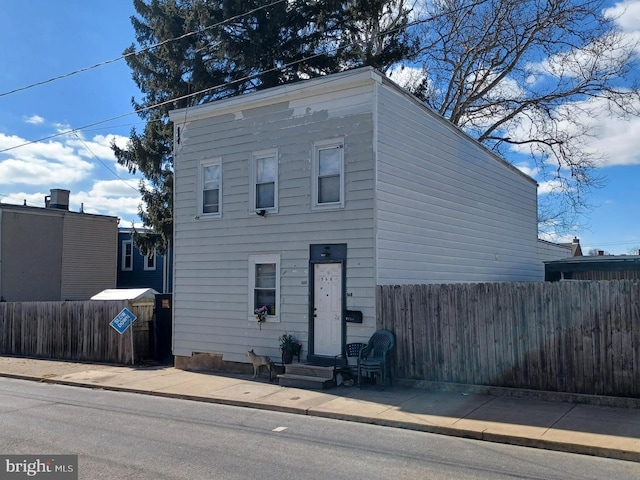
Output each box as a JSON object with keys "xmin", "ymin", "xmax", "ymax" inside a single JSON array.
[{"xmin": 113, "ymin": 0, "xmax": 414, "ymax": 254}]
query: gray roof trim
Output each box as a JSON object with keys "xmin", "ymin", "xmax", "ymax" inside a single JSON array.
[{"xmin": 169, "ymin": 66, "xmax": 536, "ymax": 185}]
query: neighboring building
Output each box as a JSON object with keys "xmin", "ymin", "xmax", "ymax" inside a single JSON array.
[
  {"xmin": 560, "ymin": 236, "xmax": 583, "ymax": 257},
  {"xmin": 0, "ymin": 189, "xmax": 117, "ymax": 301},
  {"xmin": 168, "ymin": 67, "xmax": 542, "ymax": 367},
  {"xmin": 545, "ymin": 254, "xmax": 640, "ymax": 281},
  {"xmin": 117, "ymin": 228, "xmax": 167, "ymax": 293},
  {"xmin": 537, "ymin": 239, "xmax": 572, "ymax": 266}
]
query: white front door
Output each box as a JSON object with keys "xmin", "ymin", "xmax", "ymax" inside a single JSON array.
[{"xmin": 313, "ymin": 263, "xmax": 342, "ymax": 356}]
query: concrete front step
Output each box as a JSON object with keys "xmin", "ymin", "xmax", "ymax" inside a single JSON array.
[
  {"xmin": 277, "ymin": 373, "xmax": 335, "ymax": 390},
  {"xmin": 285, "ymin": 364, "xmax": 334, "ymax": 379}
]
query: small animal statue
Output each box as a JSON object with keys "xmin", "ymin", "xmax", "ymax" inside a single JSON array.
[{"xmin": 247, "ymin": 349, "xmax": 272, "ymax": 379}]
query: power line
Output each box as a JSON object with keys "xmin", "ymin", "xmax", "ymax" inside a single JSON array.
[
  {"xmin": 0, "ymin": 193, "xmax": 38, "ymax": 207},
  {"xmin": 0, "ymin": 0, "xmax": 287, "ymax": 98},
  {"xmin": 585, "ymin": 240, "xmax": 640, "ymax": 247},
  {"xmin": 71, "ymin": 132, "xmax": 140, "ymax": 194},
  {"xmin": 0, "ymin": 50, "xmax": 327, "ymax": 154},
  {"xmin": 0, "ymin": 7, "xmax": 459, "ymax": 155}
]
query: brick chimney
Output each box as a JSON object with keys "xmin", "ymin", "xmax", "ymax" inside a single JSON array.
[{"xmin": 571, "ymin": 237, "xmax": 583, "ymax": 257}]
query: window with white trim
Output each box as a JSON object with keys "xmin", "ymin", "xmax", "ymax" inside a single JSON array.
[
  {"xmin": 248, "ymin": 254, "xmax": 280, "ymax": 321},
  {"xmin": 199, "ymin": 158, "xmax": 222, "ymax": 216},
  {"xmin": 121, "ymin": 240, "xmax": 133, "ymax": 271},
  {"xmin": 144, "ymin": 251, "xmax": 156, "ymax": 271},
  {"xmin": 251, "ymin": 149, "xmax": 278, "ymax": 212},
  {"xmin": 313, "ymin": 139, "xmax": 344, "ymax": 208}
]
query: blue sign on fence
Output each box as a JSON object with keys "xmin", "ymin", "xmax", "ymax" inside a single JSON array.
[{"xmin": 110, "ymin": 308, "xmax": 137, "ymax": 334}]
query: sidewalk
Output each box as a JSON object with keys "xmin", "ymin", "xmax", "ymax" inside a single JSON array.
[{"xmin": 0, "ymin": 356, "xmax": 639, "ymax": 463}]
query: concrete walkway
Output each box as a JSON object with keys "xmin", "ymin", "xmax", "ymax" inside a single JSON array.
[{"xmin": 0, "ymin": 356, "xmax": 639, "ymax": 463}]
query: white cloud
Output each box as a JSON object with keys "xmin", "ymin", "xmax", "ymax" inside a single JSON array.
[
  {"xmin": 72, "ymin": 184, "xmax": 141, "ymax": 220},
  {"xmin": 523, "ymin": 1, "xmax": 640, "ymax": 84},
  {"xmin": 0, "ymin": 125, "xmax": 143, "ymax": 224},
  {"xmin": 0, "ymin": 133, "xmax": 94, "ymax": 185},
  {"xmin": 605, "ymin": 0, "xmax": 640, "ymax": 33},
  {"xmin": 538, "ymin": 179, "xmax": 564, "ymax": 195},
  {"xmin": 386, "ymin": 65, "xmax": 425, "ymax": 90},
  {"xmin": 24, "ymin": 115, "xmax": 45, "ymax": 125},
  {"xmin": 515, "ymin": 163, "xmax": 539, "ymax": 178},
  {"xmin": 0, "ymin": 191, "xmax": 45, "ymax": 208},
  {"xmin": 64, "ymin": 133, "xmax": 131, "ymax": 173},
  {"xmin": 89, "ymin": 179, "xmax": 140, "ymax": 198},
  {"xmin": 538, "ymin": 231, "xmax": 576, "ymax": 244},
  {"xmin": 0, "ymin": 157, "xmax": 91, "ymax": 185},
  {"xmin": 1, "ymin": 183, "xmax": 142, "ymax": 223},
  {"xmin": 0, "ymin": 130, "xmax": 134, "ymax": 186}
]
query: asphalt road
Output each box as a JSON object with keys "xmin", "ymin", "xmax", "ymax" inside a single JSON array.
[{"xmin": 0, "ymin": 378, "xmax": 637, "ymax": 480}]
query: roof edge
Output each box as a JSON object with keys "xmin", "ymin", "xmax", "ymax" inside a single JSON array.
[
  {"xmin": 169, "ymin": 66, "xmax": 535, "ymax": 186},
  {"xmin": 169, "ymin": 67, "xmax": 381, "ymax": 123}
]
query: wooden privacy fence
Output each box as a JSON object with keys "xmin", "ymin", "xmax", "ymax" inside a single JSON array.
[
  {"xmin": 377, "ymin": 280, "xmax": 640, "ymax": 397},
  {"xmin": 0, "ymin": 300, "xmax": 153, "ymax": 364}
]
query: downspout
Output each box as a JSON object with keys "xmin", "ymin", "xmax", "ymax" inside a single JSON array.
[{"xmin": 372, "ymin": 74, "xmax": 381, "ymax": 288}]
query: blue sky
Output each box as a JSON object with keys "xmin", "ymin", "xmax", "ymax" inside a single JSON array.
[{"xmin": 0, "ymin": 0, "xmax": 639, "ymax": 254}]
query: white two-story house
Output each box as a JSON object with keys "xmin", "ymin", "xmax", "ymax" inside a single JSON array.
[{"xmin": 168, "ymin": 67, "xmax": 541, "ymax": 369}]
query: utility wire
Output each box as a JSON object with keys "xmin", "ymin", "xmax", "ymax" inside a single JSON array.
[
  {"xmin": 0, "ymin": 5, "xmax": 467, "ymax": 155},
  {"xmin": 0, "ymin": 49, "xmax": 326, "ymax": 154},
  {"xmin": 0, "ymin": 193, "xmax": 38, "ymax": 207},
  {"xmin": 0, "ymin": 0, "xmax": 287, "ymax": 98},
  {"xmin": 71, "ymin": 132, "xmax": 140, "ymax": 193}
]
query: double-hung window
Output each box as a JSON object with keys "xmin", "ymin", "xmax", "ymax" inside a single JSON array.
[
  {"xmin": 144, "ymin": 251, "xmax": 156, "ymax": 271},
  {"xmin": 248, "ymin": 254, "xmax": 280, "ymax": 321},
  {"xmin": 121, "ymin": 240, "xmax": 133, "ymax": 271},
  {"xmin": 251, "ymin": 149, "xmax": 278, "ymax": 212},
  {"xmin": 313, "ymin": 139, "xmax": 344, "ymax": 208},
  {"xmin": 200, "ymin": 158, "xmax": 222, "ymax": 216}
]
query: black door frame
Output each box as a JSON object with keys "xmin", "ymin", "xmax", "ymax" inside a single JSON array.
[{"xmin": 307, "ymin": 243, "xmax": 347, "ymax": 366}]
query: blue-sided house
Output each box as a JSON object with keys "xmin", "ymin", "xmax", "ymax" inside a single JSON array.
[
  {"xmin": 168, "ymin": 67, "xmax": 545, "ymax": 370},
  {"xmin": 117, "ymin": 228, "xmax": 169, "ymax": 293}
]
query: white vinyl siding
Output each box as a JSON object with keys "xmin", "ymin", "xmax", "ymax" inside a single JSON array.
[
  {"xmin": 199, "ymin": 158, "xmax": 222, "ymax": 217},
  {"xmin": 251, "ymin": 149, "xmax": 278, "ymax": 212},
  {"xmin": 170, "ymin": 74, "xmax": 377, "ymax": 361},
  {"xmin": 537, "ymin": 239, "xmax": 572, "ymax": 279},
  {"xmin": 374, "ymin": 81, "xmax": 540, "ymax": 284},
  {"xmin": 121, "ymin": 240, "xmax": 133, "ymax": 271},
  {"xmin": 248, "ymin": 254, "xmax": 280, "ymax": 322},
  {"xmin": 168, "ymin": 68, "xmax": 541, "ymax": 363},
  {"xmin": 312, "ymin": 139, "xmax": 344, "ymax": 209}
]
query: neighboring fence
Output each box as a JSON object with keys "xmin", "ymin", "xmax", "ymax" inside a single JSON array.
[
  {"xmin": 377, "ymin": 280, "xmax": 640, "ymax": 397},
  {"xmin": 0, "ymin": 300, "xmax": 153, "ymax": 364}
]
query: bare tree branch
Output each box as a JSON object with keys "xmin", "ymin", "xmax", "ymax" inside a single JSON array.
[{"xmin": 405, "ymin": 0, "xmax": 640, "ymax": 234}]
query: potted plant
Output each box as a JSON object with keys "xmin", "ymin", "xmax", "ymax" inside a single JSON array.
[{"xmin": 279, "ymin": 332, "xmax": 300, "ymax": 364}]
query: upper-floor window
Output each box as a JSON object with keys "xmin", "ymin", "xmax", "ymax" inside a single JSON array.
[
  {"xmin": 199, "ymin": 158, "xmax": 222, "ymax": 217},
  {"xmin": 313, "ymin": 139, "xmax": 344, "ymax": 209},
  {"xmin": 144, "ymin": 251, "xmax": 156, "ymax": 271},
  {"xmin": 121, "ymin": 240, "xmax": 133, "ymax": 271},
  {"xmin": 251, "ymin": 149, "xmax": 278, "ymax": 212}
]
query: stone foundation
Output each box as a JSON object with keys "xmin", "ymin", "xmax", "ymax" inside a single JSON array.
[{"xmin": 174, "ymin": 352, "xmax": 252, "ymax": 375}]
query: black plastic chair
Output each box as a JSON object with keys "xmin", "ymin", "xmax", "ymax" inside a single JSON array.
[
  {"xmin": 357, "ymin": 330, "xmax": 395, "ymax": 388},
  {"xmin": 334, "ymin": 342, "xmax": 366, "ymax": 382}
]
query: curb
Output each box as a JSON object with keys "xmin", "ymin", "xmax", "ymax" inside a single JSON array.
[
  {"xmin": 397, "ymin": 379, "xmax": 640, "ymax": 409},
  {"xmin": 2, "ymin": 373, "xmax": 638, "ymax": 463}
]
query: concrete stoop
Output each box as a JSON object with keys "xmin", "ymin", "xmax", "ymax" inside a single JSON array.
[{"xmin": 277, "ymin": 364, "xmax": 335, "ymax": 390}]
